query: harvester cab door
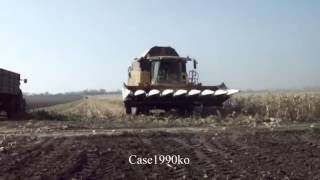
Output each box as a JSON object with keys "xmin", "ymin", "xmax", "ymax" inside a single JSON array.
[{"xmin": 151, "ymin": 61, "xmax": 160, "ymax": 85}]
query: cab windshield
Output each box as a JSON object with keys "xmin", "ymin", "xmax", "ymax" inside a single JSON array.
[{"xmin": 151, "ymin": 60, "xmax": 182, "ymax": 84}]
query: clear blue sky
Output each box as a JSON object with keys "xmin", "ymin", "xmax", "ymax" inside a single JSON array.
[{"xmin": 1, "ymin": 0, "xmax": 319, "ymax": 93}]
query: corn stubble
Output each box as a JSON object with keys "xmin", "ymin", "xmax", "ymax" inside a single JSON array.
[{"xmin": 32, "ymin": 91, "xmax": 320, "ymax": 127}]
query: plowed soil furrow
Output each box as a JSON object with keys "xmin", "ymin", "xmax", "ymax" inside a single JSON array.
[{"xmin": 0, "ymin": 129, "xmax": 320, "ymax": 179}]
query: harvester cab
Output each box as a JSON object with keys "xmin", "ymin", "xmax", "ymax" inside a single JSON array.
[{"xmin": 123, "ymin": 46, "xmax": 239, "ymax": 115}]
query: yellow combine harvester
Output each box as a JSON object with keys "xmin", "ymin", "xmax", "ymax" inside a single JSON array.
[{"xmin": 122, "ymin": 46, "xmax": 239, "ymax": 115}]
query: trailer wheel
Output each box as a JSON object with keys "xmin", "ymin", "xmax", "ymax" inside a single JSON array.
[
  {"xmin": 5, "ymin": 99, "xmax": 16, "ymax": 119},
  {"xmin": 6, "ymin": 109, "xmax": 13, "ymax": 119},
  {"xmin": 6, "ymin": 97, "xmax": 25, "ymax": 120}
]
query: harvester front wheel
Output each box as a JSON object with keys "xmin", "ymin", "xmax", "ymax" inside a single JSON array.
[
  {"xmin": 177, "ymin": 106, "xmax": 194, "ymax": 116},
  {"xmin": 131, "ymin": 107, "xmax": 139, "ymax": 115},
  {"xmin": 139, "ymin": 107, "xmax": 149, "ymax": 114},
  {"xmin": 125, "ymin": 104, "xmax": 140, "ymax": 115},
  {"xmin": 125, "ymin": 105, "xmax": 132, "ymax": 114}
]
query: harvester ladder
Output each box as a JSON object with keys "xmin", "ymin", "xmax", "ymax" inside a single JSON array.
[{"xmin": 189, "ymin": 70, "xmax": 199, "ymax": 84}]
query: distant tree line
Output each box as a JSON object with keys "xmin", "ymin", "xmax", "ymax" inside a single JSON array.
[
  {"xmin": 24, "ymin": 89, "xmax": 121, "ymax": 109},
  {"xmin": 24, "ymin": 89, "xmax": 121, "ymax": 96}
]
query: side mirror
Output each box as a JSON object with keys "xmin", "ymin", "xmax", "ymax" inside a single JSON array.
[
  {"xmin": 128, "ymin": 67, "xmax": 131, "ymax": 78},
  {"xmin": 24, "ymin": 79, "xmax": 28, "ymax": 83},
  {"xmin": 193, "ymin": 59, "xmax": 197, "ymax": 69}
]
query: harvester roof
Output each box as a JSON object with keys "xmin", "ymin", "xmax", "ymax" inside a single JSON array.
[
  {"xmin": 137, "ymin": 46, "xmax": 190, "ymax": 62},
  {"xmin": 141, "ymin": 46, "xmax": 179, "ymax": 58}
]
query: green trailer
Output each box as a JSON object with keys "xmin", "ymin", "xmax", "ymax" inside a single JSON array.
[{"xmin": 0, "ymin": 68, "xmax": 26, "ymax": 119}]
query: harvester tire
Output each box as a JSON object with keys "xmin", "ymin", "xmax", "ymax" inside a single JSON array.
[
  {"xmin": 125, "ymin": 105, "xmax": 132, "ymax": 114},
  {"xmin": 139, "ymin": 107, "xmax": 149, "ymax": 114},
  {"xmin": 177, "ymin": 106, "xmax": 193, "ymax": 116},
  {"xmin": 125, "ymin": 105, "xmax": 141, "ymax": 115},
  {"xmin": 131, "ymin": 107, "xmax": 139, "ymax": 115}
]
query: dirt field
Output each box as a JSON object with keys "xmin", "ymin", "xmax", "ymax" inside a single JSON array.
[
  {"xmin": 0, "ymin": 93, "xmax": 319, "ymax": 179},
  {"xmin": 0, "ymin": 127, "xmax": 319, "ymax": 179}
]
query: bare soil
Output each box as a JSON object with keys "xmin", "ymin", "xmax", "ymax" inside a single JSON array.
[
  {"xmin": 0, "ymin": 126, "xmax": 319, "ymax": 179},
  {"xmin": 0, "ymin": 93, "xmax": 319, "ymax": 179}
]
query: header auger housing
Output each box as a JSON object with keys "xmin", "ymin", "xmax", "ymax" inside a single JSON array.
[{"xmin": 122, "ymin": 46, "xmax": 239, "ymax": 115}]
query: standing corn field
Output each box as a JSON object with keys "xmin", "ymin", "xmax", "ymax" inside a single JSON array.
[{"xmin": 226, "ymin": 91, "xmax": 320, "ymax": 122}]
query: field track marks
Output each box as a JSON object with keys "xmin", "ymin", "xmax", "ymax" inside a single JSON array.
[{"xmin": 1, "ymin": 130, "xmax": 320, "ymax": 179}]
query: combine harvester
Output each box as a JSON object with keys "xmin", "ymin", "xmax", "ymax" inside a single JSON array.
[{"xmin": 122, "ymin": 46, "xmax": 239, "ymax": 115}]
